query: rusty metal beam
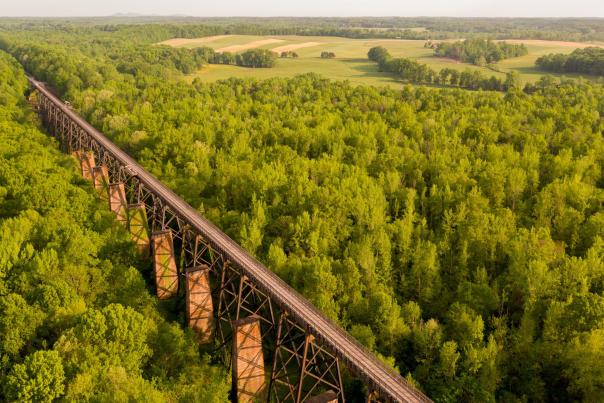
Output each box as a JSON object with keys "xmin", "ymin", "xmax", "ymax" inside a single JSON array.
[{"xmin": 270, "ymin": 313, "xmax": 344, "ymax": 403}]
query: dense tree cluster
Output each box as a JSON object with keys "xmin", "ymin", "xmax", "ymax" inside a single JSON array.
[
  {"xmin": 430, "ymin": 39, "xmax": 528, "ymax": 66},
  {"xmin": 113, "ymin": 45, "xmax": 278, "ymax": 72},
  {"xmin": 235, "ymin": 48, "xmax": 278, "ymax": 68},
  {"xmin": 320, "ymin": 51, "xmax": 337, "ymax": 59},
  {"xmin": 367, "ymin": 45, "xmax": 390, "ymax": 63},
  {"xmin": 111, "ymin": 45, "xmax": 212, "ymax": 74},
  {"xmin": 368, "ymin": 46, "xmax": 521, "ymax": 91},
  {"xmin": 280, "ymin": 51, "xmax": 299, "ymax": 58},
  {"xmin": 536, "ymin": 47, "xmax": 604, "ymax": 76},
  {"xmin": 0, "ymin": 51, "xmax": 229, "ymax": 402},
  {"xmin": 2, "ymin": 24, "xmax": 604, "ymax": 402}
]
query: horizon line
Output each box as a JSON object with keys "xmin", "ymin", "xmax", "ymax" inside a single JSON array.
[{"xmin": 1, "ymin": 15, "xmax": 604, "ymax": 19}]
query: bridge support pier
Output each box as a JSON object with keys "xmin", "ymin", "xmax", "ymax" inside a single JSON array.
[
  {"xmin": 152, "ymin": 230, "xmax": 179, "ymax": 299},
  {"xmin": 185, "ymin": 265, "xmax": 214, "ymax": 343},
  {"xmin": 127, "ymin": 203, "xmax": 150, "ymax": 256},
  {"xmin": 92, "ymin": 165, "xmax": 109, "ymax": 200},
  {"xmin": 232, "ymin": 316, "xmax": 266, "ymax": 403},
  {"xmin": 108, "ymin": 182, "xmax": 128, "ymax": 224},
  {"xmin": 80, "ymin": 151, "xmax": 96, "ymax": 179},
  {"xmin": 71, "ymin": 150, "xmax": 96, "ymax": 179}
]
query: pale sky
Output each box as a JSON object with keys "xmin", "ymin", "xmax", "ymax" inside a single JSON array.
[{"xmin": 1, "ymin": 0, "xmax": 602, "ymax": 18}]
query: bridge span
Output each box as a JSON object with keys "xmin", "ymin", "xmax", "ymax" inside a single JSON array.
[{"xmin": 28, "ymin": 75, "xmax": 432, "ymax": 403}]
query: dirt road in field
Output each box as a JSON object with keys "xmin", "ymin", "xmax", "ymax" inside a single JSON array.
[
  {"xmin": 271, "ymin": 42, "xmax": 322, "ymax": 53},
  {"xmin": 217, "ymin": 39, "xmax": 284, "ymax": 53},
  {"xmin": 158, "ymin": 35, "xmax": 231, "ymax": 47}
]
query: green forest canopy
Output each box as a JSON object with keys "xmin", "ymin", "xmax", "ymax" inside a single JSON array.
[
  {"xmin": 367, "ymin": 46, "xmax": 522, "ymax": 91},
  {"xmin": 0, "ymin": 51, "xmax": 229, "ymax": 402},
  {"xmin": 0, "ymin": 22, "xmax": 603, "ymax": 402},
  {"xmin": 431, "ymin": 39, "xmax": 529, "ymax": 66},
  {"xmin": 2, "ymin": 17, "xmax": 604, "ymax": 41},
  {"xmin": 536, "ymin": 47, "xmax": 604, "ymax": 76}
]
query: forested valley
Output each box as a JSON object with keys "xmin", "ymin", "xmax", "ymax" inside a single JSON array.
[
  {"xmin": 0, "ymin": 51, "xmax": 229, "ymax": 402},
  {"xmin": 1, "ymin": 22, "xmax": 604, "ymax": 402}
]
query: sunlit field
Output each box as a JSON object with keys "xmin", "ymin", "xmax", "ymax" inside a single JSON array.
[{"xmin": 160, "ymin": 34, "xmax": 603, "ymax": 87}]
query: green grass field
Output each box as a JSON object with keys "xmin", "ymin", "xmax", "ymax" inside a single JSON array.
[{"xmin": 159, "ymin": 35, "xmax": 603, "ymax": 88}]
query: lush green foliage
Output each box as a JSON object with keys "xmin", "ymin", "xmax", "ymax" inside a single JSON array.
[
  {"xmin": 367, "ymin": 46, "xmax": 390, "ymax": 63},
  {"xmin": 109, "ymin": 44, "xmax": 277, "ymax": 75},
  {"xmin": 2, "ymin": 23, "xmax": 604, "ymax": 402},
  {"xmin": 430, "ymin": 39, "xmax": 528, "ymax": 66},
  {"xmin": 111, "ymin": 45, "xmax": 212, "ymax": 75},
  {"xmin": 2, "ymin": 17, "xmax": 603, "ymax": 41},
  {"xmin": 0, "ymin": 51, "xmax": 229, "ymax": 402},
  {"xmin": 367, "ymin": 46, "xmax": 520, "ymax": 91},
  {"xmin": 536, "ymin": 47, "xmax": 604, "ymax": 76},
  {"xmin": 236, "ymin": 49, "xmax": 278, "ymax": 68}
]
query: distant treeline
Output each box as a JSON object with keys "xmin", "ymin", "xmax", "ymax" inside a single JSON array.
[
  {"xmin": 109, "ymin": 45, "xmax": 276, "ymax": 75},
  {"xmin": 2, "ymin": 17, "xmax": 604, "ymax": 42},
  {"xmin": 536, "ymin": 47, "xmax": 604, "ymax": 76},
  {"xmin": 368, "ymin": 46, "xmax": 521, "ymax": 91},
  {"xmin": 429, "ymin": 39, "xmax": 528, "ymax": 65}
]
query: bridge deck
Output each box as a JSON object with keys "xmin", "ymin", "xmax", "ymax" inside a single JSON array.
[{"xmin": 28, "ymin": 76, "xmax": 431, "ymax": 403}]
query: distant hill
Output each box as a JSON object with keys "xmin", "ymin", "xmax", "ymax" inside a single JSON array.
[{"xmin": 110, "ymin": 12, "xmax": 191, "ymax": 17}]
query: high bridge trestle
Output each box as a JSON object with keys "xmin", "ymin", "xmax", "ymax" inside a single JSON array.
[{"xmin": 29, "ymin": 76, "xmax": 432, "ymax": 403}]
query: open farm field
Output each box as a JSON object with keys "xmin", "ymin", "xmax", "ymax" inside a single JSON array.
[
  {"xmin": 494, "ymin": 40, "xmax": 604, "ymax": 82},
  {"xmin": 162, "ymin": 34, "xmax": 603, "ymax": 87}
]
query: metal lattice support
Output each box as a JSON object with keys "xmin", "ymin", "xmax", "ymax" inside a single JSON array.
[
  {"xmin": 216, "ymin": 261, "xmax": 243, "ymax": 357},
  {"xmin": 186, "ymin": 233, "xmax": 224, "ymax": 273},
  {"xmin": 218, "ymin": 267, "xmax": 276, "ymax": 337},
  {"xmin": 269, "ymin": 313, "xmax": 344, "ymax": 403},
  {"xmin": 233, "ymin": 316, "xmax": 267, "ymax": 402},
  {"xmin": 366, "ymin": 390, "xmax": 381, "ymax": 403},
  {"xmin": 151, "ymin": 230, "xmax": 179, "ymax": 299},
  {"xmin": 213, "ymin": 260, "xmax": 278, "ymax": 373}
]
